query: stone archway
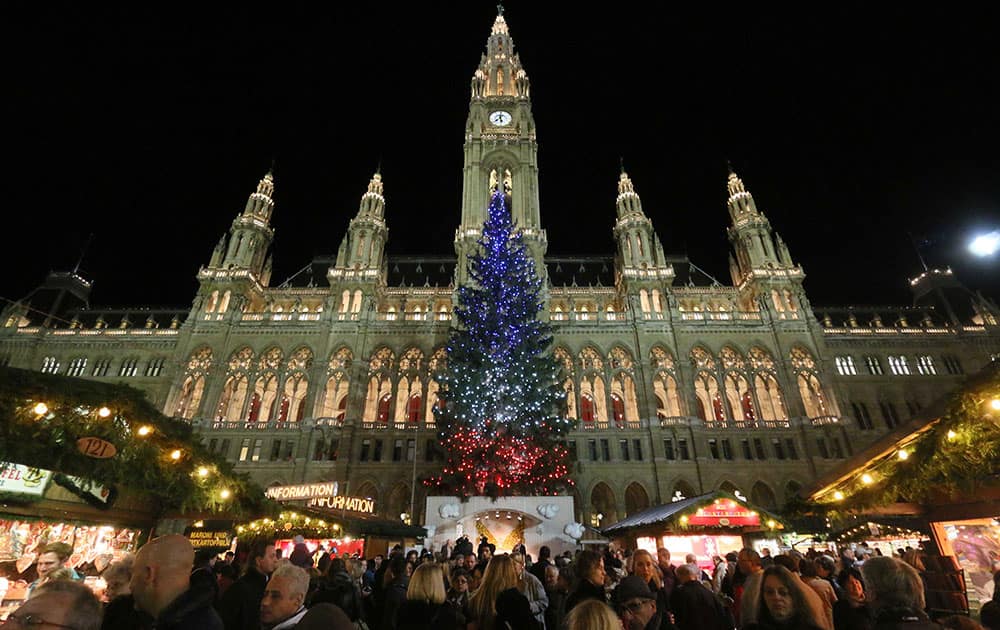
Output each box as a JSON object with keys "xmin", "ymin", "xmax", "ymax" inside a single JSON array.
[
  {"xmin": 590, "ymin": 482, "xmax": 618, "ymax": 527},
  {"xmin": 671, "ymin": 479, "xmax": 696, "ymax": 502},
  {"xmin": 750, "ymin": 481, "xmax": 777, "ymax": 510},
  {"xmin": 624, "ymin": 482, "xmax": 650, "ymax": 516}
]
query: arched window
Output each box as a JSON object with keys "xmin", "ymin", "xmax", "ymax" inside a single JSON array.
[
  {"xmin": 625, "ymin": 482, "xmax": 650, "ymax": 517},
  {"xmin": 205, "ymin": 291, "xmax": 219, "ymax": 313},
  {"xmin": 610, "ymin": 393, "xmax": 625, "ymax": 426},
  {"xmin": 407, "ymin": 394, "xmax": 422, "ymax": 423},
  {"xmin": 639, "ymin": 290, "xmax": 650, "ymax": 313},
  {"xmin": 754, "ymin": 373, "xmax": 786, "ymax": 421},
  {"xmin": 218, "ymin": 290, "xmax": 231, "ymax": 314},
  {"xmin": 351, "ymin": 290, "xmax": 363, "ymax": 313},
  {"xmin": 725, "ymin": 372, "xmax": 755, "ymax": 423},
  {"xmin": 672, "ymin": 480, "xmax": 696, "ymax": 502},
  {"xmin": 693, "ymin": 371, "xmax": 724, "ymax": 423},
  {"xmin": 217, "ymin": 347, "xmax": 253, "ymax": 420},
  {"xmin": 175, "ymin": 375, "xmax": 205, "ymax": 419},
  {"xmin": 750, "ymin": 481, "xmax": 777, "ymax": 510},
  {"xmin": 590, "ymin": 482, "xmax": 617, "ymax": 526},
  {"xmin": 321, "ymin": 348, "xmax": 352, "ymax": 418},
  {"xmin": 797, "ymin": 373, "xmax": 828, "ymax": 418},
  {"xmin": 651, "ymin": 289, "xmax": 662, "ymax": 313},
  {"xmin": 377, "ymin": 393, "xmax": 393, "ymax": 424},
  {"xmin": 339, "ymin": 290, "xmax": 350, "ymax": 313},
  {"xmin": 580, "ymin": 392, "xmax": 595, "ymax": 424}
]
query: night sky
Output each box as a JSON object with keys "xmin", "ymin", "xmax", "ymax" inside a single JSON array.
[{"xmin": 6, "ymin": 4, "xmax": 999, "ymax": 312}]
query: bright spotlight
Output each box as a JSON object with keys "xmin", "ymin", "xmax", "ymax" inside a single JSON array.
[{"xmin": 969, "ymin": 231, "xmax": 1000, "ymax": 257}]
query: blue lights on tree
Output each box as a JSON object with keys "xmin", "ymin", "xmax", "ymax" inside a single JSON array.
[{"xmin": 426, "ymin": 187, "xmax": 575, "ymax": 498}]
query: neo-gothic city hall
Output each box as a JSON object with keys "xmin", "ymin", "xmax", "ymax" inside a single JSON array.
[{"xmin": 3, "ymin": 11, "xmax": 999, "ymax": 529}]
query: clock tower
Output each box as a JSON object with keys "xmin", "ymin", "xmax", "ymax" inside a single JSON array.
[{"xmin": 456, "ymin": 7, "xmax": 546, "ymax": 284}]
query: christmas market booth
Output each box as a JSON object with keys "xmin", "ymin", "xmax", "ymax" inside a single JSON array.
[
  {"xmin": 800, "ymin": 361, "xmax": 1000, "ymax": 615},
  {"xmin": 0, "ymin": 367, "xmax": 269, "ymax": 614},
  {"xmin": 251, "ymin": 481, "xmax": 426, "ymax": 559},
  {"xmin": 600, "ymin": 491, "xmax": 788, "ymax": 573}
]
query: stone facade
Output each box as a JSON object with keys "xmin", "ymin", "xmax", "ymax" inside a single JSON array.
[{"xmin": 3, "ymin": 10, "xmax": 999, "ymax": 530}]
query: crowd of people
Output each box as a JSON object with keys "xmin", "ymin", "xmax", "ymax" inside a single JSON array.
[{"xmin": 5, "ymin": 534, "xmax": 1000, "ymax": 630}]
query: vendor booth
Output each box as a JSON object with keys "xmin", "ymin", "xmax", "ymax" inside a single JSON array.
[
  {"xmin": 601, "ymin": 491, "xmax": 787, "ymax": 572},
  {"xmin": 800, "ymin": 363, "xmax": 1000, "ymax": 616}
]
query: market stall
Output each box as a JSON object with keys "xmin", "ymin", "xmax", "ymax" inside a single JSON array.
[
  {"xmin": 601, "ymin": 491, "xmax": 787, "ymax": 573},
  {"xmin": 0, "ymin": 367, "xmax": 269, "ymax": 617},
  {"xmin": 799, "ymin": 362, "xmax": 1000, "ymax": 616}
]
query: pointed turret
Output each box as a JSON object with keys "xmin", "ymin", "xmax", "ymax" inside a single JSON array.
[
  {"xmin": 724, "ymin": 164, "xmax": 806, "ymax": 316},
  {"xmin": 470, "ymin": 9, "xmax": 530, "ymax": 100},
  {"xmin": 331, "ymin": 171, "xmax": 389, "ymax": 278},
  {"xmin": 612, "ymin": 168, "xmax": 672, "ymax": 281},
  {"xmin": 217, "ymin": 168, "xmax": 277, "ymax": 277}
]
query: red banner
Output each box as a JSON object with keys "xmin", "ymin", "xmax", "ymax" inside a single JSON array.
[{"xmin": 685, "ymin": 499, "xmax": 761, "ymax": 527}]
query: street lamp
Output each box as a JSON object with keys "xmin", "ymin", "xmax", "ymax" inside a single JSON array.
[{"xmin": 968, "ymin": 231, "xmax": 1000, "ymax": 257}]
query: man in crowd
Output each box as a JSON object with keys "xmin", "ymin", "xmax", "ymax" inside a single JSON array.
[
  {"xmin": 260, "ymin": 564, "xmax": 310, "ymax": 630},
  {"xmin": 9, "ymin": 580, "xmax": 102, "ymax": 630},
  {"xmin": 511, "ymin": 552, "xmax": 548, "ymax": 629},
  {"xmin": 685, "ymin": 554, "xmax": 711, "ymax": 582},
  {"xmin": 760, "ymin": 547, "xmax": 774, "ymax": 568},
  {"xmin": 862, "ymin": 556, "xmax": 943, "ymax": 629},
  {"xmin": 656, "ymin": 548, "xmax": 677, "ymax": 599},
  {"xmin": 670, "ymin": 563, "xmax": 732, "ymax": 630},
  {"xmin": 614, "ymin": 575, "xmax": 661, "ymax": 630},
  {"xmin": 217, "ymin": 540, "xmax": 278, "ymax": 630},
  {"xmin": 529, "ymin": 545, "xmax": 552, "ymax": 584},
  {"xmin": 131, "ymin": 534, "xmax": 223, "ymax": 630},
  {"xmin": 736, "ymin": 547, "xmax": 764, "ymax": 626},
  {"xmin": 464, "ymin": 552, "xmax": 478, "ymax": 574},
  {"xmin": 28, "ymin": 541, "xmax": 80, "ymax": 597}
]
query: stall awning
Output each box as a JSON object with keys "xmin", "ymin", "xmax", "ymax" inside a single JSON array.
[{"xmin": 601, "ymin": 492, "xmax": 786, "ymax": 537}]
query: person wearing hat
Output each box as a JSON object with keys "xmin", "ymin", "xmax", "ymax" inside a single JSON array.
[
  {"xmin": 288, "ymin": 535, "xmax": 313, "ymax": 570},
  {"xmin": 614, "ymin": 576, "xmax": 662, "ymax": 630}
]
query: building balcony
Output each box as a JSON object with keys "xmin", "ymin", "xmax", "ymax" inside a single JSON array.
[
  {"xmin": 809, "ymin": 415, "xmax": 841, "ymax": 426},
  {"xmin": 576, "ymin": 419, "xmax": 648, "ymax": 431}
]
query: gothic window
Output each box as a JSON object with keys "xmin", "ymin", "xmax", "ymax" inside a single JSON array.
[
  {"xmin": 369, "ymin": 347, "xmax": 395, "ymax": 372},
  {"xmin": 851, "ymin": 402, "xmax": 874, "ymax": 430},
  {"xmin": 280, "ymin": 371, "xmax": 309, "ymax": 423},
  {"xmin": 205, "ymin": 291, "xmax": 219, "ymax": 313},
  {"xmin": 407, "ymin": 394, "xmax": 423, "ymax": 423},
  {"xmin": 753, "ymin": 373, "xmax": 786, "ymax": 421},
  {"xmin": 942, "ymin": 355, "xmax": 964, "ymax": 375},
  {"xmin": 218, "ymin": 375, "xmax": 249, "ymax": 421},
  {"xmin": 719, "ymin": 346, "xmax": 745, "ymax": 371},
  {"xmin": 748, "ymin": 347, "xmax": 776, "ymax": 371},
  {"xmin": 916, "ymin": 355, "xmax": 936, "ymax": 375},
  {"xmin": 693, "ymin": 371, "xmax": 724, "ymax": 424},
  {"xmin": 258, "ymin": 347, "xmax": 284, "ymax": 372},
  {"xmin": 790, "ymin": 346, "xmax": 816, "ymax": 371},
  {"xmin": 377, "ymin": 393, "xmax": 393, "ymax": 424},
  {"xmin": 797, "ymin": 373, "xmax": 828, "ymax": 418},
  {"xmin": 175, "ymin": 375, "xmax": 205, "ymax": 419},
  {"xmin": 145, "ymin": 358, "xmax": 165, "ymax": 377},
  {"xmin": 771, "ymin": 290, "xmax": 785, "ymax": 314},
  {"xmin": 639, "ymin": 290, "xmax": 650, "ymax": 313},
  {"xmin": 590, "ymin": 482, "xmax": 617, "ymax": 526},
  {"xmin": 218, "ymin": 290, "xmax": 231, "ymax": 314},
  {"xmin": 835, "ymin": 356, "xmax": 858, "ymax": 375},
  {"xmin": 650, "ymin": 346, "xmax": 675, "ymax": 371},
  {"xmin": 865, "ymin": 355, "xmax": 884, "ymax": 375},
  {"xmin": 725, "ymin": 372, "xmax": 755, "ymax": 423},
  {"xmin": 610, "ymin": 393, "xmax": 626, "ymax": 426},
  {"xmin": 651, "ymin": 289, "xmax": 662, "ymax": 313},
  {"xmin": 690, "ymin": 346, "xmax": 716, "ymax": 371},
  {"xmin": 579, "ymin": 347, "xmax": 603, "ymax": 371},
  {"xmin": 425, "ymin": 379, "xmax": 440, "ymax": 423},
  {"xmin": 119, "ymin": 358, "xmax": 138, "ymax": 377},
  {"xmin": 67, "ymin": 357, "xmax": 87, "ymax": 377},
  {"xmin": 398, "ymin": 347, "xmax": 424, "ymax": 372},
  {"xmin": 625, "ymin": 482, "xmax": 650, "ymax": 517},
  {"xmin": 39, "ymin": 356, "xmax": 59, "ymax": 374},
  {"xmin": 251, "ymin": 373, "xmax": 279, "ymax": 422},
  {"xmin": 321, "ymin": 347, "xmax": 352, "ymax": 419},
  {"xmin": 340, "ymin": 290, "xmax": 350, "ymax": 313},
  {"xmin": 580, "ymin": 392, "xmax": 595, "ymax": 424},
  {"xmin": 653, "ymin": 373, "xmax": 682, "ymax": 418},
  {"xmin": 888, "ymin": 355, "xmax": 910, "ymax": 375},
  {"xmin": 91, "ymin": 359, "xmax": 109, "ymax": 377},
  {"xmin": 609, "ymin": 347, "xmax": 633, "ymax": 370},
  {"xmin": 429, "ymin": 347, "xmax": 448, "ymax": 373},
  {"xmin": 351, "ymin": 290, "xmax": 363, "ymax": 313}
]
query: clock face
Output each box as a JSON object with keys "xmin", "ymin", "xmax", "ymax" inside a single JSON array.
[{"xmin": 489, "ymin": 111, "xmax": 512, "ymax": 126}]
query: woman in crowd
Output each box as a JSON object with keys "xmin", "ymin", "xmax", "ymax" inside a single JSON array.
[
  {"xmin": 832, "ymin": 567, "xmax": 872, "ymax": 630},
  {"xmin": 800, "ymin": 558, "xmax": 837, "ymax": 630},
  {"xmin": 744, "ymin": 565, "xmax": 826, "ymax": 630},
  {"xmin": 563, "ymin": 598, "xmax": 622, "ymax": 630},
  {"xmin": 630, "ymin": 549, "xmax": 671, "ymax": 629},
  {"xmin": 565, "ymin": 550, "xmax": 608, "ymax": 613},
  {"xmin": 467, "ymin": 554, "xmax": 532, "ymax": 630},
  {"xmin": 446, "ymin": 567, "xmax": 471, "ymax": 626},
  {"xmin": 396, "ymin": 562, "xmax": 461, "ymax": 630},
  {"xmin": 377, "ymin": 554, "xmax": 411, "ymax": 630}
]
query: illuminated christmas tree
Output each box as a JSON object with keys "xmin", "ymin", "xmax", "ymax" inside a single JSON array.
[{"xmin": 427, "ymin": 187, "xmax": 575, "ymax": 498}]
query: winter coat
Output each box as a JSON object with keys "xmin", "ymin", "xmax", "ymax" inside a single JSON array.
[
  {"xmin": 216, "ymin": 567, "xmax": 268, "ymax": 630},
  {"xmin": 832, "ymin": 600, "xmax": 873, "ymax": 630},
  {"xmin": 395, "ymin": 600, "xmax": 462, "ymax": 630},
  {"xmin": 378, "ymin": 578, "xmax": 409, "ymax": 630},
  {"xmin": 670, "ymin": 580, "xmax": 733, "ymax": 630},
  {"xmin": 154, "ymin": 586, "xmax": 224, "ymax": 630},
  {"xmin": 101, "ymin": 594, "xmax": 153, "ymax": 630},
  {"xmin": 564, "ymin": 578, "xmax": 606, "ymax": 613},
  {"xmin": 871, "ymin": 607, "xmax": 944, "ymax": 630}
]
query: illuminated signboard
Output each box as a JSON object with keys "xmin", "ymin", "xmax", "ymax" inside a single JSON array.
[
  {"xmin": 265, "ymin": 482, "xmax": 375, "ymax": 515},
  {"xmin": 307, "ymin": 495, "xmax": 375, "ymax": 515},
  {"xmin": 188, "ymin": 530, "xmax": 233, "ymax": 548},
  {"xmin": 0, "ymin": 463, "xmax": 53, "ymax": 497},
  {"xmin": 686, "ymin": 499, "xmax": 761, "ymax": 527}
]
